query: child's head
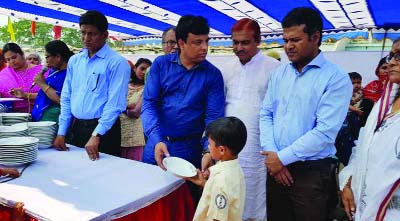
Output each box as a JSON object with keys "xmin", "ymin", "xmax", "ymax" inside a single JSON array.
[
  {"xmin": 349, "ymin": 72, "xmax": 362, "ymax": 92},
  {"xmin": 205, "ymin": 116, "xmax": 247, "ymax": 161}
]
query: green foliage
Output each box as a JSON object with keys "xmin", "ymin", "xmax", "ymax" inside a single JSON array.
[{"xmin": 0, "ymin": 19, "xmax": 83, "ymax": 49}]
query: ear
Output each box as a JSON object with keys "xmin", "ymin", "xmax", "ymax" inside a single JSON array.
[
  {"xmin": 311, "ymin": 31, "xmax": 321, "ymax": 44},
  {"xmin": 56, "ymin": 54, "xmax": 62, "ymax": 62},
  {"xmin": 103, "ymin": 30, "xmax": 109, "ymax": 41},
  {"xmin": 178, "ymin": 39, "xmax": 185, "ymax": 50},
  {"xmin": 218, "ymin": 145, "xmax": 228, "ymax": 155},
  {"xmin": 256, "ymin": 36, "xmax": 261, "ymax": 45}
]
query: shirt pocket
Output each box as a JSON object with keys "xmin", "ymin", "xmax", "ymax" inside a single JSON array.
[{"xmin": 87, "ymin": 71, "xmax": 106, "ymax": 94}]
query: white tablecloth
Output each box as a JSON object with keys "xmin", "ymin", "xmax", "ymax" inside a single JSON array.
[{"xmin": 0, "ymin": 146, "xmax": 183, "ymax": 221}]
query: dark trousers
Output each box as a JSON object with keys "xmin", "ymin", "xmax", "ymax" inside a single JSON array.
[
  {"xmin": 267, "ymin": 158, "xmax": 338, "ymax": 221},
  {"xmin": 69, "ymin": 118, "xmax": 122, "ymax": 157}
]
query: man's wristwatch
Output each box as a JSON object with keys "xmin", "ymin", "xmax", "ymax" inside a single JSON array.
[{"xmin": 91, "ymin": 131, "xmax": 102, "ymax": 138}]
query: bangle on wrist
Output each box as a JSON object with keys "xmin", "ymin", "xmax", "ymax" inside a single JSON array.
[{"xmin": 43, "ymin": 85, "xmax": 51, "ymax": 93}]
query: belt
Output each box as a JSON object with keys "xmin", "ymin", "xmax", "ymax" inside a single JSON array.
[
  {"xmin": 74, "ymin": 118, "xmax": 99, "ymax": 127},
  {"xmin": 164, "ymin": 133, "xmax": 202, "ymax": 142},
  {"xmin": 288, "ymin": 158, "xmax": 337, "ymax": 170}
]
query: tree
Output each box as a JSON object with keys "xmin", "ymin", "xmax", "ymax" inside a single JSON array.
[{"xmin": 0, "ymin": 19, "xmax": 82, "ymax": 49}]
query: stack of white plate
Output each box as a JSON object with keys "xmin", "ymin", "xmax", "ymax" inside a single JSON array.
[
  {"xmin": 0, "ymin": 125, "xmax": 29, "ymax": 139},
  {"xmin": 0, "ymin": 113, "xmax": 31, "ymax": 126},
  {"xmin": 14, "ymin": 121, "xmax": 57, "ymax": 149},
  {"xmin": 0, "ymin": 137, "xmax": 39, "ymax": 166}
]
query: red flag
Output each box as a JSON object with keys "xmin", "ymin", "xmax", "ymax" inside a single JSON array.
[
  {"xmin": 31, "ymin": 21, "xmax": 36, "ymax": 37},
  {"xmin": 53, "ymin": 25, "xmax": 62, "ymax": 40},
  {"xmin": 109, "ymin": 35, "xmax": 121, "ymax": 41}
]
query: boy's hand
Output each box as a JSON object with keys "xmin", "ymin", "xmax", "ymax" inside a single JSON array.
[
  {"xmin": 201, "ymin": 152, "xmax": 214, "ymax": 179},
  {"xmin": 185, "ymin": 169, "xmax": 206, "ymax": 187}
]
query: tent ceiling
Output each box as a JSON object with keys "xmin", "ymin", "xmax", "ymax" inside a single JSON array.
[{"xmin": 0, "ymin": 0, "xmax": 398, "ymax": 40}]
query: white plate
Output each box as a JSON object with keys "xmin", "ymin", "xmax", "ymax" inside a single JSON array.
[
  {"xmin": 0, "ymin": 98, "xmax": 23, "ymax": 102},
  {"xmin": 0, "ymin": 113, "xmax": 30, "ymax": 117},
  {"xmin": 162, "ymin": 157, "xmax": 197, "ymax": 178},
  {"xmin": 14, "ymin": 121, "xmax": 56, "ymax": 127},
  {"xmin": 0, "ymin": 137, "xmax": 39, "ymax": 146},
  {"xmin": 0, "ymin": 125, "xmax": 28, "ymax": 133}
]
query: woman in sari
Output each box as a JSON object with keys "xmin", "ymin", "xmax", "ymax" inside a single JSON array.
[
  {"xmin": 31, "ymin": 40, "xmax": 73, "ymax": 122},
  {"xmin": 363, "ymin": 57, "xmax": 390, "ymax": 103},
  {"xmin": 120, "ymin": 58, "xmax": 151, "ymax": 161},
  {"xmin": 0, "ymin": 43, "xmax": 45, "ymax": 113},
  {"xmin": 339, "ymin": 38, "xmax": 400, "ymax": 221}
]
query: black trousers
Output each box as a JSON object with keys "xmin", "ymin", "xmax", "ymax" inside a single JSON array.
[
  {"xmin": 267, "ymin": 158, "xmax": 338, "ymax": 221},
  {"xmin": 69, "ymin": 118, "xmax": 122, "ymax": 157}
]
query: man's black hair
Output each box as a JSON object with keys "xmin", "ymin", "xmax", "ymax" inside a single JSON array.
[
  {"xmin": 79, "ymin": 10, "xmax": 108, "ymax": 32},
  {"xmin": 175, "ymin": 15, "xmax": 210, "ymax": 43},
  {"xmin": 282, "ymin": 7, "xmax": 323, "ymax": 46}
]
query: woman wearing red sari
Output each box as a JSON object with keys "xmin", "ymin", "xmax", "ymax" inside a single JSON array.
[{"xmin": 363, "ymin": 57, "xmax": 390, "ymax": 103}]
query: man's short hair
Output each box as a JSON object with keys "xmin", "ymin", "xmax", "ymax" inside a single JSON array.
[
  {"xmin": 205, "ymin": 117, "xmax": 247, "ymax": 156},
  {"xmin": 231, "ymin": 18, "xmax": 261, "ymax": 43},
  {"xmin": 162, "ymin": 27, "xmax": 176, "ymax": 41},
  {"xmin": 175, "ymin": 15, "xmax": 210, "ymax": 43},
  {"xmin": 79, "ymin": 10, "xmax": 108, "ymax": 32},
  {"xmin": 282, "ymin": 7, "xmax": 323, "ymax": 46}
]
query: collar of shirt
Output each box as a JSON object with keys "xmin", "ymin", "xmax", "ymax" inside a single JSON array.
[
  {"xmin": 210, "ymin": 159, "xmax": 239, "ymax": 175},
  {"xmin": 82, "ymin": 43, "xmax": 109, "ymax": 60},
  {"xmin": 170, "ymin": 52, "xmax": 207, "ymax": 71},
  {"xmin": 289, "ymin": 51, "xmax": 326, "ymax": 76},
  {"xmin": 239, "ymin": 49, "xmax": 262, "ymax": 67}
]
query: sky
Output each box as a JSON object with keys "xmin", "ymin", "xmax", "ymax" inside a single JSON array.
[
  {"xmin": 0, "ymin": 14, "xmax": 7, "ymax": 26},
  {"xmin": 0, "ymin": 14, "xmax": 19, "ymax": 27}
]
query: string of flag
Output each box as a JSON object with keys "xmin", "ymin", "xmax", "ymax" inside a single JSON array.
[{"xmin": 6, "ymin": 17, "xmax": 63, "ymax": 42}]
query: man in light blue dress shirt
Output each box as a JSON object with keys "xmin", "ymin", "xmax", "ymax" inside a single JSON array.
[
  {"xmin": 53, "ymin": 10, "xmax": 130, "ymax": 161},
  {"xmin": 259, "ymin": 7, "xmax": 353, "ymax": 221}
]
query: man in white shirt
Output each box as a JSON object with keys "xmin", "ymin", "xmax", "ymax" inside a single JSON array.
[{"xmin": 221, "ymin": 18, "xmax": 280, "ymax": 221}]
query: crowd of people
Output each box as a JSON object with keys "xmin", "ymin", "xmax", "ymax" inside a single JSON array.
[{"xmin": 0, "ymin": 6, "xmax": 399, "ymax": 221}]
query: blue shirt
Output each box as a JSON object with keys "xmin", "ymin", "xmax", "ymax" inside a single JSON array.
[
  {"xmin": 58, "ymin": 43, "xmax": 130, "ymax": 136},
  {"xmin": 142, "ymin": 52, "xmax": 225, "ymax": 162},
  {"xmin": 260, "ymin": 52, "xmax": 352, "ymax": 166},
  {"xmin": 32, "ymin": 69, "xmax": 67, "ymax": 121}
]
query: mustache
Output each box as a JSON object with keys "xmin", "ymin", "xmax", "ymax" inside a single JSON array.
[{"xmin": 235, "ymin": 50, "xmax": 246, "ymax": 55}]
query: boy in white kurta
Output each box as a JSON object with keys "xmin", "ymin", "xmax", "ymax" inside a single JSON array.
[{"xmin": 187, "ymin": 117, "xmax": 246, "ymax": 221}]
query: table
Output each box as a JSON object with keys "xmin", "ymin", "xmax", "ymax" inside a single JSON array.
[{"xmin": 0, "ymin": 146, "xmax": 195, "ymax": 221}]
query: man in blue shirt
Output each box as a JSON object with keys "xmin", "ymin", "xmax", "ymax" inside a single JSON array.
[
  {"xmin": 260, "ymin": 8, "xmax": 352, "ymax": 221},
  {"xmin": 53, "ymin": 10, "xmax": 130, "ymax": 161},
  {"xmin": 142, "ymin": 15, "xmax": 225, "ymax": 171}
]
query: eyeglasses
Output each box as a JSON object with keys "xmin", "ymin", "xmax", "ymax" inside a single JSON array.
[
  {"xmin": 162, "ymin": 40, "xmax": 177, "ymax": 46},
  {"xmin": 386, "ymin": 52, "xmax": 400, "ymax": 63}
]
